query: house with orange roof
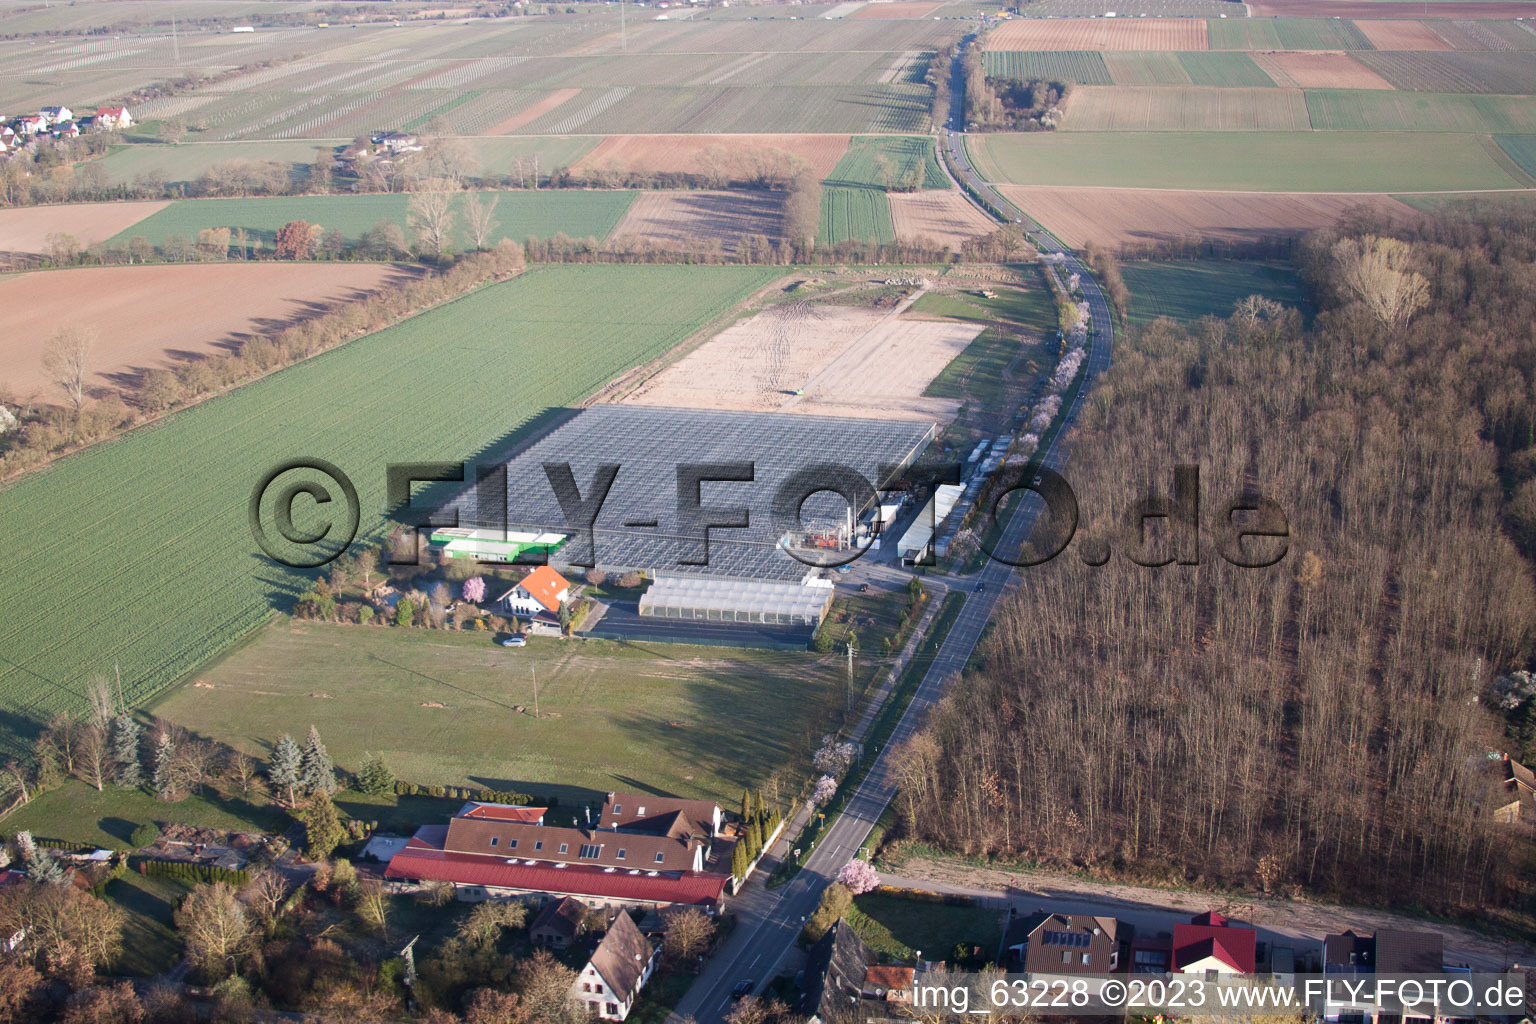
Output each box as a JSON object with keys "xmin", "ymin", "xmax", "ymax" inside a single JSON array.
[{"xmin": 498, "ymin": 565, "xmax": 571, "ymax": 619}]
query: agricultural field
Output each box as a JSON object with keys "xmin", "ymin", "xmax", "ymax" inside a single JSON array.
[
  {"xmin": 1272, "ymin": 17, "xmax": 1378, "ymax": 50},
  {"xmin": 983, "ymin": 50, "xmax": 1114, "ymax": 84},
  {"xmin": 0, "ymin": 200, "xmax": 168, "ymax": 262},
  {"xmin": 819, "ymin": 184, "xmax": 898, "ymax": 244},
  {"xmin": 1176, "ymin": 51, "xmax": 1280, "ymax": 86},
  {"xmin": 1305, "ymin": 90, "xmax": 1536, "ymax": 132},
  {"xmin": 152, "ymin": 622, "xmax": 843, "ymax": 806},
  {"xmin": 1120, "ymin": 259, "xmax": 1310, "ymax": 325},
  {"xmin": 610, "ymin": 190, "xmax": 786, "ymax": 248},
  {"xmin": 887, "ymin": 191, "xmax": 1000, "ymax": 247},
  {"xmin": 1500, "ymin": 135, "xmax": 1536, "ymax": 177},
  {"xmin": 1392, "ymin": 190, "xmax": 1536, "ymax": 214},
  {"xmin": 851, "ymin": 2, "xmax": 947, "ymax": 17},
  {"xmin": 92, "ymin": 142, "xmax": 337, "ymax": 189},
  {"xmin": 1103, "ymin": 51, "xmax": 1198, "ymax": 85},
  {"xmin": 0, "ymin": 263, "xmax": 416, "ymax": 401},
  {"xmin": 107, "ymin": 190, "xmax": 637, "ymax": 251},
  {"xmin": 1356, "ymin": 49, "xmax": 1536, "ymax": 92},
  {"xmin": 826, "ymin": 135, "xmax": 950, "ymax": 190},
  {"xmin": 1354, "ymin": 19, "xmax": 1456, "ymax": 50},
  {"xmin": 1062, "ymin": 87, "xmax": 1310, "ymax": 130},
  {"xmin": 982, "ymin": 18, "xmax": 1209, "ymax": 51},
  {"xmin": 572, "ymin": 134, "xmax": 853, "ymax": 182},
  {"xmin": 0, "ymin": 263, "xmax": 780, "ymax": 749},
  {"xmin": 1424, "ymin": 19, "xmax": 1536, "ymax": 51},
  {"xmin": 623, "ymin": 298, "xmax": 982, "ymax": 422},
  {"xmin": 1207, "ymin": 18, "xmax": 1287, "ymax": 50},
  {"xmin": 1250, "ymin": 51, "xmax": 1396, "ymax": 89},
  {"xmin": 970, "ymin": 131, "xmax": 1530, "ymax": 190},
  {"xmin": 999, "ymin": 0, "xmax": 1240, "ymax": 14},
  {"xmin": 1001, "ymin": 184, "xmax": 1419, "ymax": 249}
]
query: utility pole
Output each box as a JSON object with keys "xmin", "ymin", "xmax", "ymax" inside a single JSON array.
[
  {"xmin": 532, "ymin": 664, "xmax": 539, "ymax": 720},
  {"xmin": 114, "ymin": 662, "xmax": 124, "ymax": 716}
]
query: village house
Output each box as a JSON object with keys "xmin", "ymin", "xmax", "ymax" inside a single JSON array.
[
  {"xmin": 372, "ymin": 130, "xmax": 422, "ymax": 155},
  {"xmin": 15, "ymin": 115, "xmax": 47, "ymax": 136},
  {"xmin": 572, "ymin": 911, "xmax": 658, "ymax": 1021},
  {"xmin": 1495, "ymin": 754, "xmax": 1535, "ymax": 831},
  {"xmin": 1171, "ymin": 910, "xmax": 1257, "ymax": 976},
  {"xmin": 94, "ymin": 105, "xmax": 132, "ymax": 130},
  {"xmin": 529, "ymin": 895, "xmax": 587, "ymax": 948},
  {"xmin": 39, "ymin": 105, "xmax": 71, "ymax": 123},
  {"xmin": 1006, "ymin": 911, "xmax": 1122, "ymax": 977},
  {"xmin": 383, "ymin": 795, "xmax": 730, "ymax": 911},
  {"xmin": 599, "ymin": 792, "xmax": 725, "ymax": 839},
  {"xmin": 1321, "ymin": 928, "xmax": 1449, "ymax": 1022},
  {"xmin": 498, "ymin": 565, "xmax": 571, "ymax": 619},
  {"xmin": 51, "ymin": 121, "xmax": 79, "ymax": 139},
  {"xmin": 800, "ymin": 920, "xmax": 911, "ymax": 1023}
]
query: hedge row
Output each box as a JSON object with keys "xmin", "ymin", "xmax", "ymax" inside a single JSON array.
[
  {"xmin": 134, "ymin": 858, "xmax": 251, "ymax": 886},
  {"xmin": 392, "ymin": 780, "xmax": 555, "ymax": 807},
  {"xmin": 873, "ymin": 884, "xmax": 976, "ymax": 907}
]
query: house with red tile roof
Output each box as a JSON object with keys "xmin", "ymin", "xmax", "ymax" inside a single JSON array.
[
  {"xmin": 94, "ymin": 106, "xmax": 132, "ymax": 129},
  {"xmin": 498, "ymin": 565, "xmax": 571, "ymax": 618},
  {"xmin": 600, "ymin": 792, "xmax": 724, "ymax": 839},
  {"xmin": 1172, "ymin": 911, "xmax": 1256, "ymax": 975},
  {"xmin": 456, "ymin": 801, "xmax": 546, "ymax": 824}
]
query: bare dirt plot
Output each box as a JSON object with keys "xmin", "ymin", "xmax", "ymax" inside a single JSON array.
[
  {"xmin": 0, "ymin": 263, "xmax": 414, "ymax": 402},
  {"xmin": 1353, "ymin": 20, "xmax": 1454, "ymax": 51},
  {"xmin": 851, "ymin": 1, "xmax": 946, "ymax": 16},
  {"xmin": 622, "ymin": 299, "xmax": 979, "ymax": 422},
  {"xmin": 0, "ymin": 201, "xmax": 170, "ymax": 264},
  {"xmin": 888, "ymin": 190, "xmax": 998, "ymax": 248},
  {"xmin": 611, "ymin": 190, "xmax": 785, "ymax": 248},
  {"xmin": 1000, "ymin": 185, "xmax": 1420, "ymax": 249},
  {"xmin": 486, "ymin": 87, "xmax": 581, "ymax": 134},
  {"xmin": 1251, "ymin": 50, "xmax": 1395, "ymax": 89},
  {"xmin": 984, "ymin": 18, "xmax": 1208, "ymax": 51},
  {"xmin": 574, "ymin": 134, "xmax": 852, "ymax": 181}
]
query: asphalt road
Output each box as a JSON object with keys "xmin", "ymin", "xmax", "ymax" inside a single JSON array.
[{"xmin": 668, "ymin": 40, "xmax": 1117, "ymax": 1020}]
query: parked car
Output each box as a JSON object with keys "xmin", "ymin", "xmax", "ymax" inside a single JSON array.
[
  {"xmin": 859, "ymin": 583, "xmax": 871, "ymax": 593},
  {"xmin": 975, "ymin": 581, "xmax": 986, "ymax": 592},
  {"xmin": 501, "ymin": 635, "xmax": 526, "ymax": 648},
  {"xmin": 732, "ymin": 980, "xmax": 756, "ymax": 1000}
]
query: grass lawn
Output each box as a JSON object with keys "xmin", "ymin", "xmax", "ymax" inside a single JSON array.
[
  {"xmin": 103, "ymin": 872, "xmax": 192, "ymax": 976},
  {"xmin": 108, "ymin": 190, "xmax": 636, "ymax": 251},
  {"xmin": 152, "ymin": 621, "xmax": 845, "ymax": 807},
  {"xmin": 826, "ymin": 135, "xmax": 949, "ymax": 191},
  {"xmin": 627, "ymin": 970, "xmax": 695, "ymax": 1024},
  {"xmin": 970, "ymin": 131, "xmax": 1529, "ymax": 192},
  {"xmin": 917, "ymin": 281, "xmax": 1056, "ymax": 416},
  {"xmin": 1120, "ymin": 259, "xmax": 1309, "ymax": 326},
  {"xmin": 847, "ymin": 891, "xmax": 1005, "ymax": 963},
  {"xmin": 3, "ymin": 780, "xmax": 286, "ymax": 849}
]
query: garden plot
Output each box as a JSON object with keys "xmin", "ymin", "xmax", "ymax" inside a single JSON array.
[{"xmin": 623, "ymin": 301, "xmax": 979, "ymax": 422}]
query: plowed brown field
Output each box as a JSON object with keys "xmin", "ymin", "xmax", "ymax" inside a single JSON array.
[
  {"xmin": 984, "ymin": 18, "xmax": 1208, "ymax": 51},
  {"xmin": 0, "ymin": 263, "xmax": 415, "ymax": 402},
  {"xmin": 0, "ymin": 201, "xmax": 169, "ymax": 264},
  {"xmin": 487, "ymin": 88, "xmax": 581, "ymax": 134},
  {"xmin": 1001, "ymin": 185, "xmax": 1419, "ymax": 249},
  {"xmin": 888, "ymin": 191, "xmax": 998, "ymax": 248},
  {"xmin": 611, "ymin": 191, "xmax": 785, "ymax": 247},
  {"xmin": 1251, "ymin": 50, "xmax": 1395, "ymax": 89},
  {"xmin": 1353, "ymin": 20, "xmax": 1454, "ymax": 51},
  {"xmin": 574, "ymin": 133, "xmax": 852, "ymax": 181}
]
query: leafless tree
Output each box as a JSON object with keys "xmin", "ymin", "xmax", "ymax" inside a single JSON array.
[
  {"xmin": 41, "ymin": 326, "xmax": 94, "ymax": 412},
  {"xmin": 463, "ymin": 192, "xmax": 499, "ymax": 251},
  {"xmin": 407, "ymin": 179, "xmax": 459, "ymax": 258}
]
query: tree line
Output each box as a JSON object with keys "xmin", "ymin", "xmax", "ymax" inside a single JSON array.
[{"xmin": 892, "ymin": 205, "xmax": 1536, "ymax": 914}]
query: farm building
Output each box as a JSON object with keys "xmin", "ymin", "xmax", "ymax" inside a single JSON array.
[
  {"xmin": 435, "ymin": 405, "xmax": 936, "ymax": 626},
  {"xmin": 896, "ymin": 483, "xmax": 964, "ymax": 566},
  {"xmin": 429, "ymin": 526, "xmax": 567, "ymax": 563}
]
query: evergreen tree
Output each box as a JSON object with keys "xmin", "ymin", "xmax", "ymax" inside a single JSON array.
[
  {"xmin": 356, "ymin": 752, "xmax": 394, "ymax": 796},
  {"xmin": 752, "ymin": 789, "xmax": 764, "ymax": 826},
  {"xmin": 300, "ymin": 725, "xmax": 337, "ymax": 796},
  {"xmin": 730, "ymin": 839, "xmax": 749, "ymax": 881},
  {"xmin": 269, "ymin": 734, "xmax": 302, "ymax": 807},
  {"xmin": 740, "ymin": 788, "xmax": 751, "ymax": 827},
  {"xmin": 746, "ymin": 819, "xmax": 762, "ymax": 858},
  {"xmin": 153, "ymin": 731, "xmax": 177, "ymax": 800},
  {"xmin": 26, "ymin": 854, "xmax": 64, "ymax": 885},
  {"xmin": 111, "ymin": 715, "xmax": 142, "ymax": 789},
  {"xmin": 304, "ymin": 791, "xmax": 345, "ymax": 861}
]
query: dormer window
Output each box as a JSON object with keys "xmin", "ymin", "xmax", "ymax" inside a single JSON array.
[
  {"xmin": 559, "ymin": 843, "xmax": 568, "ymax": 854},
  {"xmin": 637, "ymin": 806, "xmax": 645, "ymax": 815},
  {"xmin": 654, "ymin": 852, "xmax": 664, "ymax": 864},
  {"xmin": 617, "ymin": 849, "xmax": 626, "ymax": 860},
  {"xmin": 490, "ymin": 837, "xmax": 498, "ymax": 847},
  {"xmin": 535, "ymin": 841, "xmax": 543, "ymax": 851},
  {"xmin": 613, "ymin": 804, "xmax": 622, "ymax": 814}
]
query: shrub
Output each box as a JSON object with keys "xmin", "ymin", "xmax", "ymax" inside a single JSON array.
[{"xmin": 129, "ymin": 823, "xmax": 160, "ymax": 849}]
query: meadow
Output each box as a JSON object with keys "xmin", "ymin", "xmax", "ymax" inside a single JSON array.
[
  {"xmin": 0, "ymin": 263, "xmax": 779, "ymax": 750},
  {"xmin": 819, "ymin": 185, "xmax": 897, "ymax": 244},
  {"xmin": 106, "ymin": 190, "xmax": 638, "ymax": 250},
  {"xmin": 969, "ymin": 131, "xmax": 1530, "ymax": 190},
  {"xmin": 151, "ymin": 622, "xmax": 843, "ymax": 806},
  {"xmin": 1120, "ymin": 259, "xmax": 1310, "ymax": 325},
  {"xmin": 1304, "ymin": 90, "xmax": 1536, "ymax": 132},
  {"xmin": 825, "ymin": 135, "xmax": 950, "ymax": 190}
]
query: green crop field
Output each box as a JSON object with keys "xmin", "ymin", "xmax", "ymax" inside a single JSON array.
[
  {"xmin": 1305, "ymin": 91, "xmax": 1536, "ymax": 133},
  {"xmin": 1177, "ymin": 52, "xmax": 1278, "ymax": 88},
  {"xmin": 984, "ymin": 50, "xmax": 1114, "ymax": 85},
  {"xmin": 0, "ymin": 264, "xmax": 779, "ymax": 751},
  {"xmin": 1274, "ymin": 17, "xmax": 1377, "ymax": 50},
  {"xmin": 1356, "ymin": 50, "xmax": 1536, "ymax": 94},
  {"xmin": 826, "ymin": 135, "xmax": 949, "ymax": 190},
  {"xmin": 1121, "ymin": 259, "xmax": 1309, "ymax": 327},
  {"xmin": 1103, "ymin": 52, "xmax": 1195, "ymax": 86},
  {"xmin": 819, "ymin": 185, "xmax": 896, "ymax": 245},
  {"xmin": 151, "ymin": 623, "xmax": 843, "ymax": 806},
  {"xmin": 1498, "ymin": 135, "xmax": 1536, "ymax": 179},
  {"xmin": 1063, "ymin": 86, "xmax": 1310, "ymax": 131},
  {"xmin": 1207, "ymin": 18, "xmax": 1284, "ymax": 51},
  {"xmin": 969, "ymin": 131, "xmax": 1529, "ymax": 191},
  {"xmin": 107, "ymin": 190, "xmax": 637, "ymax": 250}
]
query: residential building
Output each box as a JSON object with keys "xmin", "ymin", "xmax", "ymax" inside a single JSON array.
[
  {"xmin": 1172, "ymin": 911, "xmax": 1257, "ymax": 976},
  {"xmin": 94, "ymin": 105, "xmax": 131, "ymax": 129},
  {"xmin": 801, "ymin": 920, "xmax": 877, "ymax": 1024},
  {"xmin": 498, "ymin": 565, "xmax": 571, "ymax": 619},
  {"xmin": 573, "ymin": 911, "xmax": 657, "ymax": 1021},
  {"xmin": 1008, "ymin": 911, "xmax": 1122, "ymax": 977},
  {"xmin": 15, "ymin": 115, "xmax": 47, "ymax": 135},
  {"xmin": 39, "ymin": 106, "xmax": 71, "ymax": 122},
  {"xmin": 600, "ymin": 792, "xmax": 725, "ymax": 839},
  {"xmin": 529, "ymin": 895, "xmax": 586, "ymax": 948},
  {"xmin": 384, "ymin": 800, "xmax": 730, "ymax": 911},
  {"xmin": 862, "ymin": 965, "xmax": 914, "ymax": 1003},
  {"xmin": 372, "ymin": 130, "xmax": 422, "ymax": 155},
  {"xmin": 1495, "ymin": 754, "xmax": 1535, "ymax": 830},
  {"xmin": 1321, "ymin": 927, "xmax": 1447, "ymax": 1022}
]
